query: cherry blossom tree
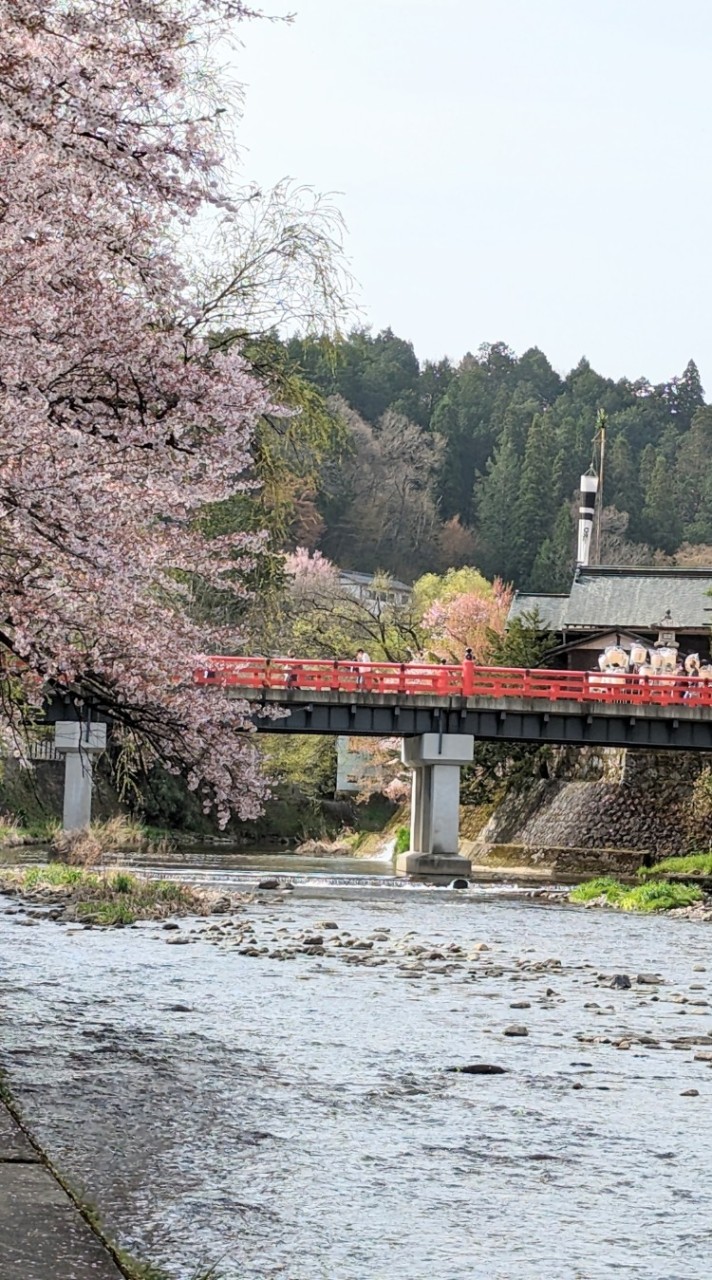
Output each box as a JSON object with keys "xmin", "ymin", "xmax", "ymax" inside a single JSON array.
[
  {"xmin": 416, "ymin": 568, "xmax": 513, "ymax": 663},
  {"xmin": 0, "ymin": 1, "xmax": 344, "ymax": 822}
]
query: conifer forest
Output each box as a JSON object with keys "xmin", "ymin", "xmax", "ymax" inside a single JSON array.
[{"xmin": 285, "ymin": 330, "xmax": 709, "ymax": 589}]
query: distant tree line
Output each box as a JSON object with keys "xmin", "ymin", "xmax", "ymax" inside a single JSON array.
[{"xmin": 283, "ymin": 330, "xmax": 709, "ymax": 589}]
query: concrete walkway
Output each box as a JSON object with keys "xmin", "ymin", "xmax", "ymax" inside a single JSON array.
[{"xmin": 0, "ymin": 1102, "xmax": 123, "ymax": 1280}]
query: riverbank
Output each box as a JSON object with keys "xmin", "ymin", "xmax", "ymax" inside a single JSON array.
[{"xmin": 0, "ymin": 1096, "xmax": 124, "ymax": 1280}]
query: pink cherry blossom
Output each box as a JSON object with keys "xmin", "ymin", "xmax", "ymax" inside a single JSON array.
[
  {"xmin": 0, "ymin": 1, "xmax": 291, "ymax": 824},
  {"xmin": 422, "ymin": 577, "xmax": 512, "ymax": 663}
]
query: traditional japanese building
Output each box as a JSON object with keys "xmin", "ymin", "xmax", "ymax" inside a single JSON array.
[{"xmin": 508, "ymin": 565, "xmax": 712, "ymax": 670}]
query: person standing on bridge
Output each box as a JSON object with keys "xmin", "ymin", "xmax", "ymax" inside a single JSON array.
[
  {"xmin": 355, "ymin": 648, "xmax": 371, "ymax": 690},
  {"xmin": 462, "ymin": 647, "xmax": 475, "ymax": 696}
]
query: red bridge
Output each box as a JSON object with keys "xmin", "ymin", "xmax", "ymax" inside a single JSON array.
[
  {"xmin": 194, "ymin": 656, "xmax": 712, "ymax": 878},
  {"xmin": 194, "ymin": 656, "xmax": 712, "ymax": 752}
]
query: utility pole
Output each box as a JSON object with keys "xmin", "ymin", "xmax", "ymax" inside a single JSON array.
[{"xmin": 592, "ymin": 410, "xmax": 607, "ymax": 565}]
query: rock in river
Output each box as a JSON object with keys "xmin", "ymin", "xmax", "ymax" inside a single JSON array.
[{"xmin": 445, "ymin": 1063, "xmax": 508, "ymax": 1075}]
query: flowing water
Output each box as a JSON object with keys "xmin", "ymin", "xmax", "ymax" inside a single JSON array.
[{"xmin": 1, "ymin": 862, "xmax": 712, "ymax": 1279}]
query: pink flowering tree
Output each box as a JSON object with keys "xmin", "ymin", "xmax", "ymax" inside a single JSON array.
[
  {"xmin": 416, "ymin": 569, "xmax": 513, "ymax": 663},
  {"xmin": 0, "ymin": 2, "xmax": 343, "ymax": 823},
  {"xmin": 351, "ymin": 567, "xmax": 513, "ymax": 804},
  {"xmin": 284, "ymin": 548, "xmax": 340, "ymax": 592}
]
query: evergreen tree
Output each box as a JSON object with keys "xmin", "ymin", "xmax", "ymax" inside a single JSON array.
[
  {"xmin": 606, "ymin": 435, "xmax": 641, "ymax": 523},
  {"xmin": 528, "ymin": 502, "xmax": 575, "ymax": 591},
  {"xmin": 663, "ymin": 359, "xmax": 705, "ymax": 431},
  {"xmin": 475, "ymin": 425, "xmax": 523, "ymax": 581},
  {"xmin": 639, "ymin": 442, "xmax": 657, "ymax": 496},
  {"xmin": 674, "ymin": 406, "xmax": 712, "ymax": 542},
  {"xmin": 513, "ymin": 413, "xmax": 558, "ymax": 584},
  {"xmin": 641, "ymin": 453, "xmax": 682, "ymax": 552}
]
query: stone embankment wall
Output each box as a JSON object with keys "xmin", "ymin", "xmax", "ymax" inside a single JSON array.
[{"xmin": 466, "ymin": 748, "xmax": 712, "ymax": 874}]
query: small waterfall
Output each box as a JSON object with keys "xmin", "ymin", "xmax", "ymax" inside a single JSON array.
[{"xmin": 375, "ymin": 836, "xmax": 397, "ymax": 863}]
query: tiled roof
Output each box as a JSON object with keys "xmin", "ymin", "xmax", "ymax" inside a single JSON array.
[
  {"xmin": 510, "ymin": 567, "xmax": 712, "ymax": 632},
  {"xmin": 564, "ymin": 567, "xmax": 712, "ymax": 629},
  {"xmin": 508, "ymin": 593, "xmax": 568, "ymax": 631},
  {"xmin": 339, "ymin": 570, "xmax": 411, "ymax": 592}
]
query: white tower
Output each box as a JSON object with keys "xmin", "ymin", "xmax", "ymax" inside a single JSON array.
[{"xmin": 576, "ymin": 471, "xmax": 599, "ymax": 566}]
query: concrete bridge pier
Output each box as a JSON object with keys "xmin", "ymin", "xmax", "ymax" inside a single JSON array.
[
  {"xmin": 396, "ymin": 733, "xmax": 474, "ymax": 879},
  {"xmin": 54, "ymin": 722, "xmax": 107, "ymax": 831}
]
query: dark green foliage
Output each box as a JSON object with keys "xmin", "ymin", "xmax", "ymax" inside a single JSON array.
[
  {"xmin": 275, "ymin": 329, "xmax": 709, "ymax": 588},
  {"xmin": 487, "ymin": 610, "xmax": 555, "ymax": 668},
  {"xmin": 641, "ymin": 454, "xmax": 682, "ymax": 552},
  {"xmin": 475, "ymin": 425, "xmax": 523, "ymax": 581},
  {"xmin": 528, "ymin": 502, "xmax": 575, "ymax": 592}
]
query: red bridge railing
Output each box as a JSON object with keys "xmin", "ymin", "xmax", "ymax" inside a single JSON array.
[{"xmin": 194, "ymin": 657, "xmax": 712, "ymax": 709}]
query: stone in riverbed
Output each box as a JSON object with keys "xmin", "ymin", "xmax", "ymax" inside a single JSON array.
[
  {"xmin": 503, "ymin": 1025, "xmax": 529, "ymax": 1037},
  {"xmin": 681, "ymin": 1089, "xmax": 700, "ymax": 1096},
  {"xmin": 510, "ymin": 1001, "xmax": 531, "ymax": 1010},
  {"xmin": 636, "ymin": 973, "xmax": 662, "ymax": 985},
  {"xmin": 162, "ymin": 922, "xmax": 180, "ymax": 931},
  {"xmin": 258, "ymin": 878, "xmax": 280, "ymax": 890},
  {"xmin": 445, "ymin": 1063, "xmax": 508, "ymax": 1075}
]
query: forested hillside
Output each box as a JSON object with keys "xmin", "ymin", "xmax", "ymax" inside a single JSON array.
[{"xmin": 285, "ymin": 331, "xmax": 710, "ymax": 589}]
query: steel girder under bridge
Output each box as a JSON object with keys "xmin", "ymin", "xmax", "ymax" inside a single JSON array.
[{"xmin": 228, "ymin": 687, "xmax": 712, "ymax": 751}]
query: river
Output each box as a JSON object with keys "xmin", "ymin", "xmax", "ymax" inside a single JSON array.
[{"xmin": 1, "ymin": 859, "xmax": 711, "ymax": 1279}]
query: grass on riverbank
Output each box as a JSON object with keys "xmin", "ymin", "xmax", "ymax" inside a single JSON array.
[
  {"xmin": 570, "ymin": 876, "xmax": 704, "ymax": 912},
  {"xmin": 0, "ymin": 814, "xmax": 61, "ymax": 845},
  {"xmin": 639, "ymin": 852, "xmax": 712, "ymax": 878},
  {"xmin": 0, "ymin": 864, "xmax": 224, "ymax": 925},
  {"xmin": 0, "ymin": 813, "xmax": 177, "ymax": 857},
  {"xmin": 394, "ymin": 825, "xmax": 409, "ymax": 856},
  {"xmin": 51, "ymin": 816, "xmax": 176, "ymax": 865}
]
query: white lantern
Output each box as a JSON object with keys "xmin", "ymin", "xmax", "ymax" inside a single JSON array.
[
  {"xmin": 603, "ymin": 646, "xmax": 628, "ymax": 671},
  {"xmin": 658, "ymin": 647, "xmax": 677, "ymax": 674}
]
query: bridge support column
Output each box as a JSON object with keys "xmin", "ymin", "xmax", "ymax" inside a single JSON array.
[
  {"xmin": 396, "ymin": 733, "xmax": 474, "ymax": 879},
  {"xmin": 54, "ymin": 723, "xmax": 107, "ymax": 831}
]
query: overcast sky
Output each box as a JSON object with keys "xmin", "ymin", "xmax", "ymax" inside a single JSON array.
[{"xmin": 236, "ymin": 0, "xmax": 712, "ymax": 388}]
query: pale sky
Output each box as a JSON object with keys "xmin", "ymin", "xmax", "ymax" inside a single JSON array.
[{"xmin": 236, "ymin": 0, "xmax": 712, "ymax": 389}]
